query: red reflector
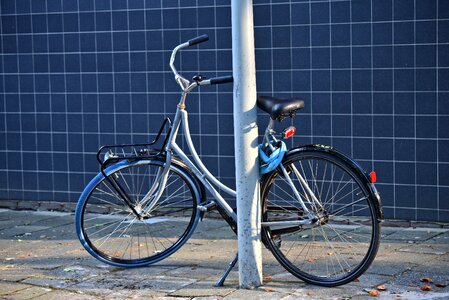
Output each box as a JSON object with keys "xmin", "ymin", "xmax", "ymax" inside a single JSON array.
[
  {"xmin": 369, "ymin": 171, "xmax": 377, "ymax": 183},
  {"xmin": 283, "ymin": 126, "xmax": 296, "ymax": 139}
]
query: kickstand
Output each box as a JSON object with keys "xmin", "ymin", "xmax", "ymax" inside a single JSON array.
[{"xmin": 215, "ymin": 253, "xmax": 238, "ymax": 287}]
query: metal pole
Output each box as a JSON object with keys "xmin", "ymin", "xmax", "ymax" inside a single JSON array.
[{"xmin": 231, "ymin": 0, "xmax": 262, "ymax": 288}]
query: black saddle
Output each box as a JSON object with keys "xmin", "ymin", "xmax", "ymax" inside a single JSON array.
[{"xmin": 257, "ymin": 96, "xmax": 305, "ymax": 121}]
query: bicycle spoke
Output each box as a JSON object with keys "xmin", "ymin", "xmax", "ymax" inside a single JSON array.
[
  {"xmin": 79, "ymin": 161, "xmax": 198, "ymax": 266},
  {"xmin": 262, "ymin": 153, "xmax": 380, "ymax": 285}
]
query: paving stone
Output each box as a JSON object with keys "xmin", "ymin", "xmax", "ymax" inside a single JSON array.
[
  {"xmin": 441, "ymin": 253, "xmax": 449, "ymax": 262},
  {"xmin": 2, "ymin": 226, "xmax": 51, "ymax": 238},
  {"xmin": 346, "ymin": 274, "xmax": 391, "ymax": 289},
  {"xmin": 31, "ymin": 216, "xmax": 74, "ymax": 228},
  {"xmin": 164, "ymin": 266, "xmax": 239, "ymax": 282},
  {"xmin": 223, "ymin": 288, "xmax": 287, "ymax": 300},
  {"xmin": 374, "ymin": 250, "xmax": 439, "ymax": 266},
  {"xmin": 0, "ymin": 282, "xmax": 32, "ymax": 295},
  {"xmin": 267, "ymin": 271, "xmax": 306, "ymax": 292},
  {"xmin": 192, "ymin": 297, "xmax": 225, "ymax": 300},
  {"xmin": 397, "ymin": 243, "xmax": 448, "ymax": 255},
  {"xmin": 427, "ymin": 232, "xmax": 449, "ymax": 245},
  {"xmin": 0, "ymin": 211, "xmax": 54, "ymax": 224},
  {"xmin": 127, "ymin": 294, "xmax": 189, "ymax": 300},
  {"xmin": 1, "ymin": 209, "xmax": 449, "ymax": 299},
  {"xmin": 383, "ymin": 228, "xmax": 442, "ymax": 242},
  {"xmin": 368, "ymin": 257, "xmax": 418, "ymax": 276},
  {"xmin": 21, "ymin": 274, "xmax": 76, "ymax": 289},
  {"xmin": 385, "ymin": 269, "xmax": 449, "ymax": 293},
  {"xmin": 136, "ymin": 275, "xmax": 197, "ymax": 292},
  {"xmin": 2, "ymin": 286, "xmax": 52, "ymax": 300},
  {"xmin": 111, "ymin": 265, "xmax": 175, "ymax": 278},
  {"xmin": 412, "ymin": 259, "xmax": 449, "ymax": 276},
  {"xmin": 44, "ymin": 264, "xmax": 111, "ymax": 282},
  {"xmin": 380, "ymin": 227, "xmax": 403, "ymax": 235},
  {"xmin": 376, "ymin": 241, "xmax": 409, "ymax": 254},
  {"xmin": 0, "ymin": 265, "xmax": 39, "ymax": 282},
  {"xmin": 0, "ymin": 239, "xmax": 14, "ymax": 253},
  {"xmin": 169, "ymin": 280, "xmax": 236, "ymax": 297},
  {"xmin": 291, "ymin": 284, "xmax": 366, "ymax": 300},
  {"xmin": 69, "ymin": 275, "xmax": 196, "ymax": 295},
  {"xmin": 32, "ymin": 290, "xmax": 100, "ymax": 300}
]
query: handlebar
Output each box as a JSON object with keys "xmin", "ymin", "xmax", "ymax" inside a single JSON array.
[
  {"xmin": 169, "ymin": 34, "xmax": 233, "ymax": 91},
  {"xmin": 209, "ymin": 75, "xmax": 234, "ymax": 85},
  {"xmin": 188, "ymin": 34, "xmax": 209, "ymax": 47}
]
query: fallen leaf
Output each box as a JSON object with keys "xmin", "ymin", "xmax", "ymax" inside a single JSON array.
[
  {"xmin": 368, "ymin": 290, "xmax": 380, "ymax": 297},
  {"xmin": 376, "ymin": 284, "xmax": 387, "ymax": 291},
  {"xmin": 263, "ymin": 287, "xmax": 273, "ymax": 292},
  {"xmin": 435, "ymin": 283, "xmax": 447, "ymax": 288},
  {"xmin": 307, "ymin": 257, "xmax": 315, "ymax": 263},
  {"xmin": 327, "ymin": 252, "xmax": 333, "ymax": 256},
  {"xmin": 420, "ymin": 285, "xmax": 431, "ymax": 291},
  {"xmin": 263, "ymin": 275, "xmax": 273, "ymax": 281},
  {"xmin": 420, "ymin": 278, "xmax": 433, "ymax": 283},
  {"xmin": 114, "ymin": 251, "xmax": 121, "ymax": 257},
  {"xmin": 353, "ymin": 278, "xmax": 360, "ymax": 282}
]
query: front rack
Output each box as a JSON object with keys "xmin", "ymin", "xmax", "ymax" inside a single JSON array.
[{"xmin": 96, "ymin": 117, "xmax": 172, "ymax": 169}]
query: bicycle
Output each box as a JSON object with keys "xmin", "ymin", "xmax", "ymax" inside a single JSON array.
[{"xmin": 75, "ymin": 35, "xmax": 384, "ymax": 287}]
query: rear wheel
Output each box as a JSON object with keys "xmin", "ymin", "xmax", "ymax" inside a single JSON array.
[
  {"xmin": 75, "ymin": 159, "xmax": 200, "ymax": 267},
  {"xmin": 261, "ymin": 149, "xmax": 381, "ymax": 286}
]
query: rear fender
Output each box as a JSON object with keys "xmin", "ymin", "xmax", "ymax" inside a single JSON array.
[{"xmin": 283, "ymin": 144, "xmax": 384, "ymax": 221}]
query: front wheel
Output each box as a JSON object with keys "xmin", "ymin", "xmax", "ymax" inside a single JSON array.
[
  {"xmin": 261, "ymin": 147, "xmax": 382, "ymax": 286},
  {"xmin": 75, "ymin": 158, "xmax": 200, "ymax": 267}
]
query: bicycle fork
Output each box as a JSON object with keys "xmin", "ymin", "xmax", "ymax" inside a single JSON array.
[{"xmin": 136, "ymin": 151, "xmax": 174, "ymax": 216}]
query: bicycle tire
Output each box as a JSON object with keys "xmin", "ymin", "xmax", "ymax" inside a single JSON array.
[
  {"xmin": 261, "ymin": 145, "xmax": 382, "ymax": 286},
  {"xmin": 75, "ymin": 158, "xmax": 200, "ymax": 267}
]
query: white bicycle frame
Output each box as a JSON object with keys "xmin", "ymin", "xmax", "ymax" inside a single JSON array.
[{"xmin": 138, "ymin": 38, "xmax": 322, "ymax": 227}]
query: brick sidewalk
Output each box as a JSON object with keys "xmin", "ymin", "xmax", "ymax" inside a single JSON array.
[{"xmin": 0, "ymin": 208, "xmax": 448, "ymax": 299}]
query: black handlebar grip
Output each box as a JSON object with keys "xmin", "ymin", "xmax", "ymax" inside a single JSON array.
[
  {"xmin": 188, "ymin": 34, "xmax": 209, "ymax": 46},
  {"xmin": 210, "ymin": 75, "xmax": 234, "ymax": 85}
]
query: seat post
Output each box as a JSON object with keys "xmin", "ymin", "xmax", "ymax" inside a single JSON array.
[{"xmin": 263, "ymin": 118, "xmax": 276, "ymax": 148}]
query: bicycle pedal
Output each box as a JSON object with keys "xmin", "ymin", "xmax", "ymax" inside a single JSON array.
[
  {"xmin": 198, "ymin": 202, "xmax": 216, "ymax": 221},
  {"xmin": 273, "ymin": 236, "xmax": 282, "ymax": 248},
  {"xmin": 198, "ymin": 201, "xmax": 216, "ymax": 212}
]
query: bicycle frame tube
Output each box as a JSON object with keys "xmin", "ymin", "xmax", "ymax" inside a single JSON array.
[
  {"xmin": 143, "ymin": 104, "xmax": 237, "ymax": 221},
  {"xmin": 180, "ymin": 110, "xmax": 236, "ymax": 197},
  {"xmin": 139, "ymin": 105, "xmax": 186, "ymax": 211},
  {"xmin": 262, "ymin": 119, "xmax": 323, "ymax": 220}
]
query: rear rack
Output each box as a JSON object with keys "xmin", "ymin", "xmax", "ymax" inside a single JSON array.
[
  {"xmin": 94, "ymin": 117, "xmax": 172, "ymax": 217},
  {"xmin": 96, "ymin": 117, "xmax": 172, "ymax": 169}
]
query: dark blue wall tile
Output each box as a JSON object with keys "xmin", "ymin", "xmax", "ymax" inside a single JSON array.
[{"xmin": 0, "ymin": 0, "xmax": 447, "ymax": 222}]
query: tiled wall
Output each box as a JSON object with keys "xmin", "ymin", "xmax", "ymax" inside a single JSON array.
[{"xmin": 1, "ymin": 0, "xmax": 448, "ymax": 221}]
